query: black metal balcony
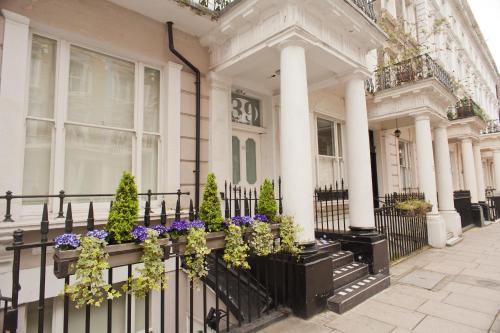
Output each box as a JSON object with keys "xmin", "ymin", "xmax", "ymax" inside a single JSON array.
[
  {"xmin": 349, "ymin": 0, "xmax": 377, "ymax": 22},
  {"xmin": 376, "ymin": 54, "xmax": 454, "ymax": 94},
  {"xmin": 448, "ymin": 97, "xmax": 487, "ymax": 122},
  {"xmin": 482, "ymin": 119, "xmax": 500, "ymax": 134}
]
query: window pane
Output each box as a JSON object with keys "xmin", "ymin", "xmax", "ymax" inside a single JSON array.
[
  {"xmin": 64, "ymin": 125, "xmax": 132, "ymax": 197},
  {"xmin": 318, "ymin": 156, "xmax": 335, "ymax": 187},
  {"xmin": 68, "ymin": 46, "xmax": 135, "ymax": 129},
  {"xmin": 23, "ymin": 120, "xmax": 52, "ymax": 202},
  {"xmin": 317, "ymin": 119, "xmax": 334, "ymax": 156},
  {"xmin": 246, "ymin": 138, "xmax": 257, "ymax": 185},
  {"xmin": 144, "ymin": 67, "xmax": 160, "ymax": 133},
  {"xmin": 142, "ymin": 134, "xmax": 158, "ymax": 193},
  {"xmin": 28, "ymin": 35, "xmax": 56, "ymax": 119},
  {"xmin": 232, "ymin": 136, "xmax": 240, "ymax": 184},
  {"xmin": 231, "ymin": 93, "xmax": 261, "ymax": 126}
]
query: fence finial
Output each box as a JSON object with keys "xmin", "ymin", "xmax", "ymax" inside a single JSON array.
[
  {"xmin": 65, "ymin": 203, "xmax": 73, "ymax": 233},
  {"xmin": 41, "ymin": 203, "xmax": 49, "ymax": 240},
  {"xmin": 160, "ymin": 200, "xmax": 167, "ymax": 225},
  {"xmin": 87, "ymin": 202, "xmax": 94, "ymax": 231}
]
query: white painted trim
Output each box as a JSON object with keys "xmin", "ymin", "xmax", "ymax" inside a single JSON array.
[
  {"xmin": 0, "ymin": 10, "xmax": 30, "ymax": 220},
  {"xmin": 165, "ymin": 61, "xmax": 182, "ymax": 196}
]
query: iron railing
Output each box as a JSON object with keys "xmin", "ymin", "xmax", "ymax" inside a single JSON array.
[
  {"xmin": 0, "ymin": 190, "xmax": 178, "ymax": 222},
  {"xmin": 220, "ymin": 178, "xmax": 283, "ymax": 218},
  {"xmin": 374, "ymin": 192, "xmax": 428, "ymax": 261},
  {"xmin": 349, "ymin": 0, "xmax": 377, "ymax": 22},
  {"xmin": 486, "ymin": 194, "xmax": 499, "ymax": 221},
  {"xmin": 1, "ymin": 182, "xmax": 288, "ymax": 333},
  {"xmin": 314, "ymin": 180, "xmax": 349, "ymax": 233},
  {"xmin": 482, "ymin": 119, "xmax": 500, "ymax": 134},
  {"xmin": 448, "ymin": 97, "xmax": 486, "ymax": 121},
  {"xmin": 376, "ymin": 54, "xmax": 455, "ymax": 93}
]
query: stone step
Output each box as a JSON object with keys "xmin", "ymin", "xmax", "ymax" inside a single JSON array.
[
  {"xmin": 316, "ymin": 238, "xmax": 341, "ymax": 254},
  {"xmin": 327, "ymin": 274, "xmax": 390, "ymax": 314},
  {"xmin": 331, "ymin": 251, "xmax": 354, "ymax": 269},
  {"xmin": 333, "ymin": 262, "xmax": 369, "ymax": 290}
]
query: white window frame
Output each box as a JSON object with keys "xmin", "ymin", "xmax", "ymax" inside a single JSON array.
[
  {"xmin": 314, "ymin": 115, "xmax": 346, "ymax": 188},
  {"xmin": 397, "ymin": 139, "xmax": 414, "ymax": 191},
  {"xmin": 22, "ymin": 31, "xmax": 165, "ymax": 216}
]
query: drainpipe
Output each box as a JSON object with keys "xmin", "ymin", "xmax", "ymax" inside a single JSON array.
[{"xmin": 166, "ymin": 21, "xmax": 201, "ymax": 213}]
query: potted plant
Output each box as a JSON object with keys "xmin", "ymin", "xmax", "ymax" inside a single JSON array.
[
  {"xmin": 199, "ymin": 173, "xmax": 224, "ymax": 232},
  {"xmin": 395, "ymin": 199, "xmax": 433, "ymax": 216}
]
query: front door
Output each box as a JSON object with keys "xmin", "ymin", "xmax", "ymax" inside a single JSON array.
[{"xmin": 231, "ymin": 130, "xmax": 261, "ymax": 188}]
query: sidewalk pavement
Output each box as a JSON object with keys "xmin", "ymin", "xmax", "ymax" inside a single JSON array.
[{"xmin": 261, "ymin": 223, "xmax": 500, "ymax": 333}]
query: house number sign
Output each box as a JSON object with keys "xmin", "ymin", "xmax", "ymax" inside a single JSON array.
[{"xmin": 231, "ymin": 93, "xmax": 261, "ymax": 127}]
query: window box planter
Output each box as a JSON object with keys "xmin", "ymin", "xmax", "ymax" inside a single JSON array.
[
  {"xmin": 53, "ymin": 224, "xmax": 281, "ymax": 279},
  {"xmin": 395, "ymin": 205, "xmax": 432, "ymax": 217}
]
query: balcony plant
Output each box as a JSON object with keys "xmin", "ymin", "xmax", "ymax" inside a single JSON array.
[
  {"xmin": 276, "ymin": 215, "xmax": 302, "ymax": 257},
  {"xmin": 249, "ymin": 214, "xmax": 274, "ymax": 256},
  {"xmin": 199, "ymin": 173, "xmax": 224, "ymax": 232},
  {"xmin": 395, "ymin": 199, "xmax": 432, "ymax": 216},
  {"xmin": 106, "ymin": 171, "xmax": 139, "ymax": 244},
  {"xmin": 257, "ymin": 178, "xmax": 277, "ymax": 222},
  {"xmin": 223, "ymin": 217, "xmax": 251, "ymax": 269},
  {"xmin": 184, "ymin": 222, "xmax": 211, "ymax": 283},
  {"xmin": 62, "ymin": 230, "xmax": 121, "ymax": 308}
]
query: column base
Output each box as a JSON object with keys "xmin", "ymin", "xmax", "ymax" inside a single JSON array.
[
  {"xmin": 426, "ymin": 214, "xmax": 447, "ymax": 248},
  {"xmin": 439, "ymin": 210, "xmax": 462, "ymax": 238},
  {"xmin": 339, "ymin": 232, "xmax": 389, "ymax": 276}
]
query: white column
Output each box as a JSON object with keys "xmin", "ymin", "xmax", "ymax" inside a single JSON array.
[
  {"xmin": 164, "ymin": 62, "xmax": 183, "ymax": 192},
  {"xmin": 414, "ymin": 114, "xmax": 446, "ymax": 248},
  {"xmin": 434, "ymin": 125, "xmax": 462, "ymax": 238},
  {"xmin": 0, "ymin": 10, "xmax": 30, "ymax": 220},
  {"xmin": 208, "ymin": 72, "xmax": 232, "ymax": 183},
  {"xmin": 344, "ymin": 76, "xmax": 375, "ymax": 231},
  {"xmin": 494, "ymin": 149, "xmax": 500, "ymax": 192},
  {"xmin": 473, "ymin": 144, "xmax": 486, "ymax": 202},
  {"xmin": 279, "ymin": 41, "xmax": 315, "ymax": 243},
  {"xmin": 461, "ymin": 138, "xmax": 478, "ymax": 202}
]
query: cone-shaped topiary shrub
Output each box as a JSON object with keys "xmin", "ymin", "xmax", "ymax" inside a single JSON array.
[
  {"xmin": 106, "ymin": 172, "xmax": 139, "ymax": 243},
  {"xmin": 257, "ymin": 178, "xmax": 277, "ymax": 222},
  {"xmin": 199, "ymin": 173, "xmax": 224, "ymax": 232}
]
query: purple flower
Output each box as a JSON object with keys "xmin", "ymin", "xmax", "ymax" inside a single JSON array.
[
  {"xmin": 168, "ymin": 220, "xmax": 191, "ymax": 233},
  {"xmin": 54, "ymin": 233, "xmax": 80, "ymax": 249},
  {"xmin": 152, "ymin": 224, "xmax": 168, "ymax": 237},
  {"xmin": 253, "ymin": 214, "xmax": 268, "ymax": 222},
  {"xmin": 189, "ymin": 219, "xmax": 205, "ymax": 229},
  {"xmin": 86, "ymin": 229, "xmax": 108, "ymax": 240},
  {"xmin": 131, "ymin": 225, "xmax": 149, "ymax": 242},
  {"xmin": 231, "ymin": 216, "xmax": 253, "ymax": 227}
]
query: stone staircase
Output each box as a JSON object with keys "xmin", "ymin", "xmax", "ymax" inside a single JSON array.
[{"xmin": 321, "ymin": 241, "xmax": 390, "ymax": 314}]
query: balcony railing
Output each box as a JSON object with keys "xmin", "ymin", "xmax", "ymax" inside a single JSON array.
[
  {"xmin": 482, "ymin": 119, "xmax": 500, "ymax": 134},
  {"xmin": 376, "ymin": 54, "xmax": 455, "ymax": 94},
  {"xmin": 348, "ymin": 0, "xmax": 377, "ymax": 22},
  {"xmin": 448, "ymin": 97, "xmax": 488, "ymax": 122}
]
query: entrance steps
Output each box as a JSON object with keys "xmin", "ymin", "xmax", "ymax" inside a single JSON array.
[{"xmin": 323, "ymin": 244, "xmax": 390, "ymax": 314}]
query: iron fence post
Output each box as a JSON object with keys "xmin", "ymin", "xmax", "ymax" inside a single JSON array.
[
  {"xmin": 4, "ymin": 191, "xmax": 14, "ymax": 222},
  {"xmin": 57, "ymin": 190, "xmax": 65, "ymax": 218}
]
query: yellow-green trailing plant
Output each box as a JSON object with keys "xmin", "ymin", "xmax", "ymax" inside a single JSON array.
[
  {"xmin": 64, "ymin": 231, "xmax": 120, "ymax": 308},
  {"xmin": 277, "ymin": 215, "xmax": 302, "ymax": 257},
  {"xmin": 395, "ymin": 199, "xmax": 432, "ymax": 215},
  {"xmin": 106, "ymin": 172, "xmax": 139, "ymax": 244},
  {"xmin": 249, "ymin": 220, "xmax": 273, "ymax": 256},
  {"xmin": 125, "ymin": 228, "xmax": 168, "ymax": 298},
  {"xmin": 223, "ymin": 223, "xmax": 250, "ymax": 269},
  {"xmin": 184, "ymin": 227, "xmax": 211, "ymax": 283}
]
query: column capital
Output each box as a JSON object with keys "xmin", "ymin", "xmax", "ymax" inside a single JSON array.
[
  {"xmin": 166, "ymin": 61, "xmax": 183, "ymax": 72},
  {"xmin": 208, "ymin": 72, "xmax": 232, "ymax": 90},
  {"xmin": 413, "ymin": 113, "xmax": 431, "ymax": 122},
  {"xmin": 277, "ymin": 37, "xmax": 309, "ymax": 51},
  {"xmin": 1, "ymin": 10, "xmax": 29, "ymax": 25},
  {"xmin": 461, "ymin": 137, "xmax": 472, "ymax": 144},
  {"xmin": 338, "ymin": 69, "xmax": 371, "ymax": 83}
]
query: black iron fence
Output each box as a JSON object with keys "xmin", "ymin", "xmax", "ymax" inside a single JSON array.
[
  {"xmin": 486, "ymin": 195, "xmax": 499, "ymax": 221},
  {"xmin": 482, "ymin": 119, "xmax": 500, "ymax": 134},
  {"xmin": 349, "ymin": 0, "xmax": 377, "ymax": 22},
  {"xmin": 1, "ymin": 184, "xmax": 289, "ymax": 333},
  {"xmin": 220, "ymin": 178, "xmax": 283, "ymax": 218},
  {"xmin": 376, "ymin": 54, "xmax": 455, "ymax": 93},
  {"xmin": 314, "ymin": 180, "xmax": 349, "ymax": 233},
  {"xmin": 0, "ymin": 189, "xmax": 176, "ymax": 222},
  {"xmin": 448, "ymin": 97, "xmax": 487, "ymax": 121},
  {"xmin": 374, "ymin": 192, "xmax": 428, "ymax": 262},
  {"xmin": 454, "ymin": 190, "xmax": 473, "ymax": 228}
]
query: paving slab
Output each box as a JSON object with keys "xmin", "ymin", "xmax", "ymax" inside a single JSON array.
[
  {"xmin": 324, "ymin": 312, "xmax": 394, "ymax": 333},
  {"xmin": 258, "ymin": 316, "xmax": 334, "ymax": 333},
  {"xmin": 442, "ymin": 292, "xmax": 500, "ymax": 315},
  {"xmin": 413, "ymin": 315, "xmax": 486, "ymax": 333},
  {"xmin": 352, "ymin": 300, "xmax": 425, "ymax": 329},
  {"xmin": 417, "ymin": 300, "xmax": 495, "ymax": 329},
  {"xmin": 371, "ymin": 290, "xmax": 427, "ymax": 311},
  {"xmin": 399, "ymin": 269, "xmax": 445, "ymax": 289}
]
